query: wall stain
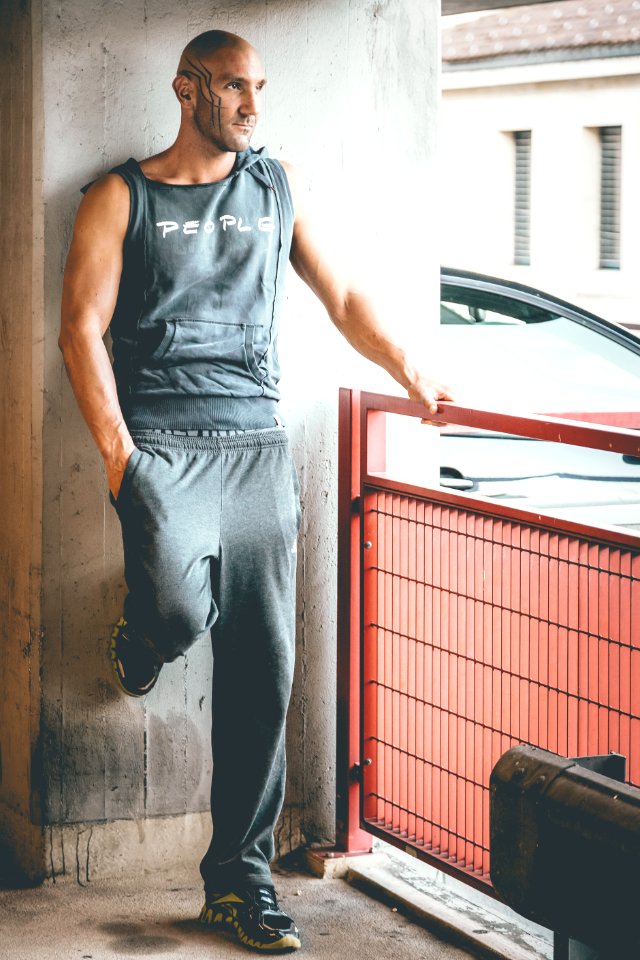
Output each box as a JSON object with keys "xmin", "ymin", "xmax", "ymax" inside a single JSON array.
[{"xmin": 75, "ymin": 826, "xmax": 93, "ymax": 886}]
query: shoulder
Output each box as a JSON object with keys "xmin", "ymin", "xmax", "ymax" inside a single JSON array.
[
  {"xmin": 74, "ymin": 172, "xmax": 130, "ymax": 238},
  {"xmin": 277, "ymin": 159, "xmax": 298, "ymax": 192},
  {"xmin": 273, "ymin": 159, "xmax": 307, "ymax": 221},
  {"xmin": 81, "ymin": 171, "xmax": 130, "ymax": 205}
]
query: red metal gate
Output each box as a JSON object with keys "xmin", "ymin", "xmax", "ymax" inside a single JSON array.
[{"xmin": 336, "ymin": 389, "xmax": 640, "ymax": 892}]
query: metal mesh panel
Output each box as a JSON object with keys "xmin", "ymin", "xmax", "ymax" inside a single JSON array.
[{"xmin": 362, "ymin": 488, "xmax": 640, "ymax": 885}]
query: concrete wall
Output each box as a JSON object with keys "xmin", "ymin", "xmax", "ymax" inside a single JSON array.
[
  {"xmin": 2, "ymin": 0, "xmax": 439, "ymax": 881},
  {"xmin": 440, "ymin": 57, "xmax": 640, "ymax": 327}
]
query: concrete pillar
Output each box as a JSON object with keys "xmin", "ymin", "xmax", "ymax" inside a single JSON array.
[
  {"xmin": 0, "ymin": 0, "xmax": 440, "ymax": 882},
  {"xmin": 0, "ymin": 0, "xmax": 45, "ymax": 881}
]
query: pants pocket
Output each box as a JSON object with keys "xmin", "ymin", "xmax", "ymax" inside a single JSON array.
[{"xmin": 110, "ymin": 446, "xmax": 143, "ymax": 510}]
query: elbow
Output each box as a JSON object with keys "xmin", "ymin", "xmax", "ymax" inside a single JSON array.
[
  {"xmin": 330, "ymin": 288, "xmax": 363, "ymax": 333},
  {"xmin": 58, "ymin": 322, "xmax": 83, "ymax": 360},
  {"xmin": 58, "ymin": 315, "xmax": 109, "ymax": 367},
  {"xmin": 58, "ymin": 327, "xmax": 71, "ymax": 357},
  {"xmin": 329, "ymin": 290, "xmax": 354, "ymax": 331},
  {"xmin": 58, "ymin": 313, "xmax": 97, "ymax": 356}
]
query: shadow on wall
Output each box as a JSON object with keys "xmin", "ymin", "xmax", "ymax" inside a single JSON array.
[
  {"xmin": 38, "ymin": 367, "xmax": 214, "ymax": 830},
  {"xmin": 0, "ymin": 848, "xmax": 33, "ymax": 890}
]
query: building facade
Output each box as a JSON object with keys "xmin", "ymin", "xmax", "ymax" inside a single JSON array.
[{"xmin": 441, "ymin": 0, "xmax": 640, "ymax": 329}]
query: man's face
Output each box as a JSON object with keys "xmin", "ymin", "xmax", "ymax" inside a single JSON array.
[{"xmin": 183, "ymin": 44, "xmax": 266, "ymax": 154}]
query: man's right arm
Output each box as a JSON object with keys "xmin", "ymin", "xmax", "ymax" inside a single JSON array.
[{"xmin": 59, "ymin": 173, "xmax": 135, "ymax": 499}]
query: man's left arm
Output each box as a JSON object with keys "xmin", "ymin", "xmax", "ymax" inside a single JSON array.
[{"xmin": 281, "ymin": 161, "xmax": 453, "ymax": 415}]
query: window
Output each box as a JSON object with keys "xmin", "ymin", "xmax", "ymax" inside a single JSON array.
[
  {"xmin": 599, "ymin": 126, "xmax": 622, "ymax": 270},
  {"xmin": 439, "ymin": 280, "xmax": 640, "ymax": 409},
  {"xmin": 513, "ymin": 130, "xmax": 531, "ymax": 266}
]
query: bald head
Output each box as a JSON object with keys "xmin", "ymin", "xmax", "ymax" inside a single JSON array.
[{"xmin": 177, "ymin": 30, "xmax": 255, "ymax": 77}]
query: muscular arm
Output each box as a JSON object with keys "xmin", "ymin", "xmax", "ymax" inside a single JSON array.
[
  {"xmin": 59, "ymin": 174, "xmax": 135, "ymax": 498},
  {"xmin": 282, "ymin": 162, "xmax": 452, "ymax": 414}
]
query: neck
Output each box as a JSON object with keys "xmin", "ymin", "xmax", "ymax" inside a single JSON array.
[{"xmin": 141, "ymin": 129, "xmax": 239, "ymax": 185}]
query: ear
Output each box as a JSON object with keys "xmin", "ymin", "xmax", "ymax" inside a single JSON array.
[{"xmin": 172, "ymin": 72, "xmax": 195, "ymax": 108}]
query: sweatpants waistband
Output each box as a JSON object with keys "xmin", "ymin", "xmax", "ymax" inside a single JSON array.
[{"xmin": 130, "ymin": 426, "xmax": 288, "ymax": 452}]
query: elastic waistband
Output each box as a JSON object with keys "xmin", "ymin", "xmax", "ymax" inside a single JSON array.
[
  {"xmin": 124, "ymin": 395, "xmax": 280, "ymax": 431},
  {"xmin": 131, "ymin": 426, "xmax": 288, "ymax": 452}
]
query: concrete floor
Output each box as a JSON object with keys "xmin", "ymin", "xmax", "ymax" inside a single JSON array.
[{"xmin": 0, "ymin": 859, "xmax": 477, "ymax": 960}]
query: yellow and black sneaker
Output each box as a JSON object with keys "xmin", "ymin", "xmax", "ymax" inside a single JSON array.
[
  {"xmin": 199, "ymin": 885, "xmax": 301, "ymax": 952},
  {"xmin": 109, "ymin": 616, "xmax": 163, "ymax": 698}
]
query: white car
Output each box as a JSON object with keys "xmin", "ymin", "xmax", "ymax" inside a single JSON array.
[{"xmin": 437, "ymin": 269, "xmax": 640, "ymax": 532}]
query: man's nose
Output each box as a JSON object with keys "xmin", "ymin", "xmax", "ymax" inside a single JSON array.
[{"xmin": 240, "ymin": 89, "xmax": 260, "ymax": 117}]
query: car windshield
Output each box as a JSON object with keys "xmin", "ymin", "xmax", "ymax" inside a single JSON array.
[{"xmin": 439, "ymin": 285, "xmax": 640, "ymax": 415}]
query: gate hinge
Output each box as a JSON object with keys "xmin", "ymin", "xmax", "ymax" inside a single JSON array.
[
  {"xmin": 351, "ymin": 496, "xmax": 361, "ymax": 514},
  {"xmin": 350, "ymin": 758, "xmax": 372, "ymax": 782}
]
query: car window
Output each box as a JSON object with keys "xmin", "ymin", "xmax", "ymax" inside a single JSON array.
[
  {"xmin": 441, "ymin": 301, "xmax": 545, "ymax": 326},
  {"xmin": 439, "ymin": 286, "xmax": 640, "ymax": 414},
  {"xmin": 441, "ymin": 286, "xmax": 558, "ymax": 324}
]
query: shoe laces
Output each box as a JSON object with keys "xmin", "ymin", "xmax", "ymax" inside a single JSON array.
[
  {"xmin": 249, "ymin": 885, "xmax": 279, "ymax": 911},
  {"xmin": 247, "ymin": 885, "xmax": 296, "ymax": 931}
]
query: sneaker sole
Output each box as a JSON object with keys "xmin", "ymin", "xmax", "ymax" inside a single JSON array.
[{"xmin": 199, "ymin": 905, "xmax": 301, "ymax": 952}]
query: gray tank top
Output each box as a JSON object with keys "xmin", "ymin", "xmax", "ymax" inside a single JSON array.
[{"xmin": 102, "ymin": 147, "xmax": 294, "ymax": 430}]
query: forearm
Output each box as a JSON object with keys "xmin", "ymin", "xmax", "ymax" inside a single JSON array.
[
  {"xmin": 58, "ymin": 319, "xmax": 133, "ymax": 466},
  {"xmin": 330, "ymin": 290, "xmax": 418, "ymax": 391},
  {"xmin": 285, "ymin": 167, "xmax": 452, "ymax": 413},
  {"xmin": 328, "ymin": 288, "xmax": 452, "ymax": 416}
]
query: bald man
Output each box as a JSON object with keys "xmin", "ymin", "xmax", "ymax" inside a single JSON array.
[{"xmin": 59, "ymin": 30, "xmax": 451, "ymax": 953}]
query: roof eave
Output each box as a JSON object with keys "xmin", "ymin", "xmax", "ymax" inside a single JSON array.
[{"xmin": 443, "ymin": 42, "xmax": 640, "ymax": 71}]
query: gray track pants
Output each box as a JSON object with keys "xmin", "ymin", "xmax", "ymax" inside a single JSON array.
[{"xmin": 111, "ymin": 427, "xmax": 300, "ymax": 892}]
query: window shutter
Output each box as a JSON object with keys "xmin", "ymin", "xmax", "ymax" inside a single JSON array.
[
  {"xmin": 599, "ymin": 126, "xmax": 621, "ymax": 270},
  {"xmin": 513, "ymin": 130, "xmax": 531, "ymax": 266}
]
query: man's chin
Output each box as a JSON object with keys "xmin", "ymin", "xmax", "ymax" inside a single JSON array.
[
  {"xmin": 203, "ymin": 129, "xmax": 254, "ymax": 155},
  {"xmin": 230, "ymin": 131, "xmax": 253, "ymax": 151}
]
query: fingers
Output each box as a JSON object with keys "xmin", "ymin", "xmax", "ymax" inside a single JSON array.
[
  {"xmin": 419, "ymin": 384, "xmax": 453, "ymax": 426},
  {"xmin": 428, "ymin": 380, "xmax": 454, "ymax": 402},
  {"xmin": 420, "ymin": 404, "xmax": 448, "ymax": 427},
  {"xmin": 423, "ymin": 388, "xmax": 453, "ymax": 415},
  {"xmin": 438, "ymin": 385, "xmax": 455, "ymax": 402},
  {"xmin": 407, "ymin": 375, "xmax": 455, "ymax": 417},
  {"xmin": 420, "ymin": 417, "xmax": 448, "ymax": 430}
]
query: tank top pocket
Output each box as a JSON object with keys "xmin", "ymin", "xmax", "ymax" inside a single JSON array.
[{"xmin": 134, "ymin": 318, "xmax": 266, "ymax": 392}]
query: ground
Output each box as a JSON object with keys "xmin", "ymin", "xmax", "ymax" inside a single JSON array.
[{"xmin": 0, "ymin": 857, "xmax": 477, "ymax": 960}]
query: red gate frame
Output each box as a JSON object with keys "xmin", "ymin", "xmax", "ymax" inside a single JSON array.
[{"xmin": 336, "ymin": 388, "xmax": 640, "ymax": 880}]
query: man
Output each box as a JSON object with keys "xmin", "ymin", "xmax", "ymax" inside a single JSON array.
[{"xmin": 59, "ymin": 29, "xmax": 451, "ymax": 953}]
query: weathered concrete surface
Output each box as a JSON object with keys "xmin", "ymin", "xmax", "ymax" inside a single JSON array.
[
  {"xmin": 349, "ymin": 855, "xmax": 552, "ymax": 960},
  {"xmin": 2, "ymin": 0, "xmax": 440, "ymax": 881},
  {"xmin": 0, "ymin": 0, "xmax": 45, "ymax": 880},
  {"xmin": 43, "ymin": 807, "xmax": 303, "ymax": 884},
  {"xmin": 0, "ymin": 862, "xmax": 476, "ymax": 960}
]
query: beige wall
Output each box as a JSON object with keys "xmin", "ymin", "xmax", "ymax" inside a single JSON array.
[
  {"xmin": 1, "ymin": 0, "xmax": 439, "ymax": 881},
  {"xmin": 441, "ymin": 57, "xmax": 640, "ymax": 328}
]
